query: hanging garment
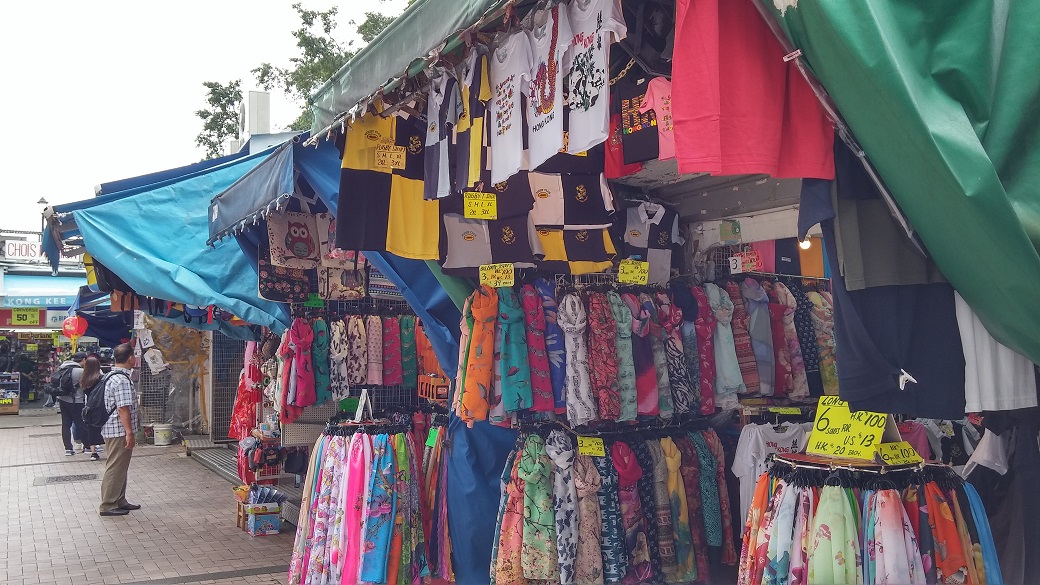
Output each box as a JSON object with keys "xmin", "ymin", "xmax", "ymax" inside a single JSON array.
[
  {"xmin": 690, "ymin": 432, "xmax": 723, "ymax": 553},
  {"xmin": 593, "ymin": 450, "xmax": 628, "ymax": 584},
  {"xmin": 642, "ymin": 293, "xmax": 674, "ymax": 420},
  {"xmin": 490, "ymin": 450, "xmax": 516, "ymax": 585},
  {"xmin": 705, "ymin": 283, "xmax": 744, "ymax": 408},
  {"xmin": 726, "ymin": 280, "xmax": 761, "ymax": 395},
  {"xmin": 676, "ymin": 436, "xmax": 711, "ymax": 582},
  {"xmin": 760, "ymin": 280, "xmax": 792, "ymax": 398},
  {"xmin": 613, "ymin": 442, "xmax": 652, "ymax": 584},
  {"xmin": 462, "ymin": 286, "xmax": 498, "ymax": 424},
  {"xmin": 288, "ymin": 436, "xmax": 323, "ymax": 585},
  {"xmin": 661, "ymin": 437, "xmax": 697, "ymax": 582},
  {"xmin": 365, "ymin": 315, "xmax": 384, "ymax": 386},
  {"xmin": 574, "ymin": 455, "xmax": 605, "ymax": 585},
  {"xmin": 415, "ymin": 319, "xmax": 446, "ymax": 379},
  {"xmin": 962, "ymin": 482, "xmax": 1004, "ymax": 585},
  {"xmin": 807, "ymin": 290, "xmax": 839, "ymax": 395},
  {"xmin": 277, "ymin": 331, "xmax": 303, "ymax": 425},
  {"xmin": 691, "ymin": 285, "xmax": 717, "ymax": 414},
  {"xmin": 608, "ymin": 291, "xmax": 638, "ymax": 422},
  {"xmin": 329, "ymin": 320, "xmax": 350, "ymax": 399},
  {"xmin": 908, "ymin": 485, "xmax": 938, "ymax": 585},
  {"xmin": 559, "ymin": 293, "xmax": 598, "ymax": 427},
  {"xmin": 521, "ymin": 284, "xmax": 555, "ymax": 412},
  {"xmin": 741, "ymin": 278, "xmax": 776, "ymax": 396},
  {"xmin": 657, "ymin": 291, "xmax": 695, "ymax": 416},
  {"xmin": 588, "ymin": 291, "xmax": 622, "ymax": 421},
  {"xmin": 764, "ymin": 480, "xmax": 799, "ymax": 585},
  {"xmin": 304, "ymin": 436, "xmax": 343, "ymax": 584},
  {"xmin": 546, "ymin": 431, "xmax": 579, "ymax": 584},
  {"xmin": 773, "ymin": 282, "xmax": 810, "ymax": 401},
  {"xmin": 360, "ymin": 434, "xmax": 397, "ymax": 584},
  {"xmin": 646, "ymin": 439, "xmax": 678, "ymax": 577},
  {"xmin": 498, "ymin": 287, "xmax": 534, "ymax": 413},
  {"xmin": 398, "ymin": 316, "xmax": 418, "ymax": 389},
  {"xmin": 311, "ymin": 319, "xmax": 332, "ymax": 405},
  {"xmin": 670, "ymin": 282, "xmax": 703, "ymax": 415},
  {"xmin": 789, "ymin": 283, "xmax": 825, "ymax": 396},
  {"xmin": 382, "ymin": 316, "xmax": 404, "ymax": 386},
  {"xmin": 519, "ymin": 435, "xmax": 560, "ymax": 581},
  {"xmin": 789, "ymin": 482, "xmax": 815, "ymax": 585},
  {"xmin": 342, "ymin": 433, "xmax": 373, "ymax": 585},
  {"xmin": 703, "ymin": 429, "xmax": 738, "ymax": 565},
  {"xmin": 738, "ymin": 473, "xmax": 772, "ymax": 585},
  {"xmin": 732, "ymin": 424, "xmax": 807, "ymax": 524},
  {"xmin": 630, "ymin": 440, "xmax": 664, "ymax": 583},
  {"xmin": 456, "ymin": 295, "xmax": 474, "ymax": 420},
  {"xmin": 346, "ymin": 315, "xmax": 368, "ymax": 387},
  {"xmin": 534, "ymin": 278, "xmax": 568, "ymax": 412},
  {"xmin": 622, "ymin": 292, "xmax": 659, "ymax": 416},
  {"xmin": 749, "ymin": 479, "xmax": 787, "ymax": 585},
  {"xmin": 289, "ymin": 318, "xmax": 316, "ymax": 407},
  {"xmin": 873, "ymin": 489, "xmax": 926, "ymax": 585},
  {"xmin": 807, "ymin": 484, "xmax": 862, "ymax": 585},
  {"xmin": 494, "ymin": 451, "xmax": 525, "ymax": 584},
  {"xmin": 405, "ymin": 431, "xmax": 431, "ymax": 583},
  {"xmin": 924, "ymin": 483, "xmax": 969, "ymax": 585}
]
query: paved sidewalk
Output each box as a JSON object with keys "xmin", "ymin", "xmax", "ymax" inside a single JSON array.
[{"xmin": 0, "ymin": 413, "xmax": 293, "ymax": 584}]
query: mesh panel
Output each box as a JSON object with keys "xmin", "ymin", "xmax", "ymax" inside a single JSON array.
[{"xmin": 210, "ymin": 332, "xmax": 246, "ymax": 443}]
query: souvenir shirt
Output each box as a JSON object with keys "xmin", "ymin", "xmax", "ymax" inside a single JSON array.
[
  {"xmin": 528, "ymin": 172, "xmax": 615, "ymax": 229},
  {"xmin": 441, "ymin": 214, "xmax": 544, "ymax": 276},
  {"xmin": 454, "ymin": 46, "xmax": 493, "ymax": 192},
  {"xmin": 536, "ymin": 227, "xmax": 617, "ymax": 275},
  {"xmin": 605, "ymin": 113, "xmax": 642, "ymax": 178},
  {"xmin": 424, "ymin": 71, "xmax": 462, "ymax": 200},
  {"xmin": 565, "ymin": 0, "xmax": 626, "ymax": 154},
  {"xmin": 622, "ymin": 202, "xmax": 684, "ymax": 285},
  {"xmin": 490, "ymin": 32, "xmax": 533, "ymax": 184},
  {"xmin": 638, "ymin": 77, "xmax": 675, "ymax": 160},
  {"xmin": 615, "ymin": 75, "xmax": 659, "ymax": 164},
  {"xmin": 525, "ymin": 5, "xmax": 572, "ymax": 171}
]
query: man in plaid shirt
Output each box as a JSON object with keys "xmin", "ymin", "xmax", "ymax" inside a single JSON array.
[{"xmin": 98, "ymin": 343, "xmax": 142, "ymax": 517}]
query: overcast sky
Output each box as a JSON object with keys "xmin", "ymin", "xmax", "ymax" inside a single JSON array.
[{"xmin": 0, "ymin": 0, "xmax": 407, "ymax": 233}]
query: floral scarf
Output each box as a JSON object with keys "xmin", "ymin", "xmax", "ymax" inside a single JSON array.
[
  {"xmin": 807, "ymin": 485, "xmax": 862, "ymax": 585},
  {"xmin": 381, "ymin": 316, "xmax": 404, "ymax": 386},
  {"xmin": 612, "ymin": 442, "xmax": 652, "ymax": 584},
  {"xmin": 494, "ymin": 451, "xmax": 525, "ymax": 585},
  {"xmin": 455, "ymin": 296, "xmax": 474, "ymax": 420},
  {"xmin": 398, "ymin": 315, "xmax": 418, "ymax": 389},
  {"xmin": 360, "ymin": 434, "xmax": 397, "ymax": 584},
  {"xmin": 873, "ymin": 489, "xmax": 926, "ymax": 585},
  {"xmin": 773, "ymin": 282, "xmax": 810, "ymax": 401},
  {"xmin": 497, "ymin": 287, "xmax": 533, "ymax": 413},
  {"xmin": 608, "ymin": 291, "xmax": 639, "ymax": 422},
  {"xmin": 342, "ymin": 433, "xmax": 372, "ymax": 585},
  {"xmin": 923, "ymin": 482, "xmax": 970, "ymax": 585},
  {"xmin": 365, "ymin": 315, "xmax": 384, "ymax": 386},
  {"xmin": 461, "ymin": 286, "xmax": 498, "ymax": 424},
  {"xmin": 311, "ymin": 318, "xmax": 332, "ymax": 405},
  {"xmin": 738, "ymin": 473, "xmax": 772, "ymax": 585},
  {"xmin": 764, "ymin": 482, "xmax": 799, "ymax": 585},
  {"xmin": 521, "ymin": 284, "xmax": 555, "ymax": 412},
  {"xmin": 788, "ymin": 484, "xmax": 815, "ymax": 585},
  {"xmin": 489, "ymin": 449, "xmax": 516, "ymax": 585},
  {"xmin": 304, "ymin": 435, "xmax": 342, "ymax": 584},
  {"xmin": 740, "ymin": 278, "xmax": 775, "ymax": 396},
  {"xmin": 289, "ymin": 318, "xmax": 317, "ymax": 407},
  {"xmin": 661, "ymin": 437, "xmax": 696, "ymax": 582},
  {"xmin": 574, "ymin": 455, "xmax": 605, "ymax": 585},
  {"xmin": 533, "ymin": 277, "xmax": 567, "ymax": 411},
  {"xmin": 545, "ymin": 430, "xmax": 579, "ymax": 584},
  {"xmin": 346, "ymin": 315, "xmax": 368, "ymax": 387},
  {"xmin": 704, "ymin": 283, "xmax": 745, "ymax": 408},
  {"xmin": 646, "ymin": 439, "xmax": 678, "ymax": 575},
  {"xmin": 641, "ymin": 293, "xmax": 674, "ymax": 420},
  {"xmin": 656, "ymin": 291, "xmax": 695, "ymax": 416},
  {"xmin": 622, "ymin": 292, "xmax": 659, "ymax": 416},
  {"xmin": 558, "ymin": 293, "xmax": 597, "ymax": 427},
  {"xmin": 519, "ymin": 434, "xmax": 560, "ymax": 581},
  {"xmin": 789, "ymin": 284, "xmax": 824, "ymax": 396},
  {"xmin": 588, "ymin": 291, "xmax": 621, "ymax": 421},
  {"xmin": 691, "ymin": 285, "xmax": 717, "ymax": 414}
]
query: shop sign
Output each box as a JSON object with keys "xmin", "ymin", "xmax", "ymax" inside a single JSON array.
[
  {"xmin": 876, "ymin": 441, "xmax": 924, "ymax": 466},
  {"xmin": 3, "ymin": 295, "xmax": 75, "ymax": 308},
  {"xmin": 46, "ymin": 310, "xmax": 67, "ymax": 328},
  {"xmin": 10, "ymin": 308, "xmax": 41, "ymax": 327},
  {"xmin": 720, "ymin": 220, "xmax": 742, "ymax": 244},
  {"xmin": 618, "ymin": 259, "xmax": 650, "ymax": 285},
  {"xmin": 463, "ymin": 191, "xmax": 498, "ymax": 220},
  {"xmin": 807, "ymin": 396, "xmax": 888, "ymax": 460},
  {"xmin": 577, "ymin": 436, "xmax": 606, "ymax": 457},
  {"xmin": 479, "ymin": 263, "xmax": 514, "ymax": 288},
  {"xmin": 728, "ymin": 250, "xmax": 763, "ymax": 274}
]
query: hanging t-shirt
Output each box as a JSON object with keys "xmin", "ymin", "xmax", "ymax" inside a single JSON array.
[
  {"xmin": 536, "ymin": 227, "xmax": 616, "ymax": 275},
  {"xmin": 622, "ymin": 202, "xmax": 684, "ymax": 285},
  {"xmin": 525, "ymin": 4, "xmax": 572, "ymax": 171},
  {"xmin": 638, "ymin": 77, "xmax": 675, "ymax": 160},
  {"xmin": 528, "ymin": 172, "xmax": 615, "ymax": 229},
  {"xmin": 604, "ymin": 112, "xmax": 642, "ymax": 179},
  {"xmin": 615, "ymin": 76, "xmax": 659, "ymax": 164},
  {"xmin": 455, "ymin": 46, "xmax": 493, "ymax": 192},
  {"xmin": 490, "ymin": 31, "xmax": 534, "ymax": 184},
  {"xmin": 424, "ymin": 70, "xmax": 462, "ymax": 200},
  {"xmin": 565, "ymin": 0, "xmax": 626, "ymax": 154},
  {"xmin": 731, "ymin": 423, "xmax": 806, "ymax": 522},
  {"xmin": 441, "ymin": 214, "xmax": 544, "ymax": 276}
]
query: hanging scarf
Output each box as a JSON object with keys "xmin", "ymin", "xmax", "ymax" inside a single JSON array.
[
  {"xmin": 490, "ymin": 449, "xmax": 517, "ymax": 585},
  {"xmin": 327, "ymin": 437, "xmax": 351, "ymax": 584},
  {"xmin": 296, "ymin": 436, "xmax": 327, "ymax": 582},
  {"xmin": 622, "ymin": 292, "xmax": 659, "ymax": 416},
  {"xmin": 359, "ymin": 434, "xmax": 397, "ymax": 584},
  {"xmin": 788, "ymin": 483, "xmax": 815, "ymax": 585},
  {"xmin": 725, "ymin": 280, "xmax": 760, "ymax": 395},
  {"xmin": 405, "ymin": 433, "xmax": 430, "ymax": 582},
  {"xmin": 760, "ymin": 280, "xmax": 792, "ymax": 398},
  {"xmin": 764, "ymin": 482, "xmax": 800, "ymax": 585},
  {"xmin": 288, "ymin": 436, "xmax": 324, "ymax": 585},
  {"xmin": 311, "ymin": 319, "xmax": 332, "ymax": 405},
  {"xmin": 789, "ymin": 283, "xmax": 825, "ymax": 396},
  {"xmin": 388, "ymin": 434, "xmax": 410, "ymax": 585},
  {"xmin": 704, "ymin": 283, "xmax": 745, "ymax": 409},
  {"xmin": 641, "ymin": 293, "xmax": 674, "ymax": 420},
  {"xmin": 365, "ymin": 315, "xmax": 384, "ymax": 386},
  {"xmin": 289, "ymin": 318, "xmax": 317, "ymax": 407},
  {"xmin": 608, "ymin": 291, "xmax": 638, "ymax": 422},
  {"xmin": 910, "ymin": 485, "xmax": 938, "ymax": 584},
  {"xmin": 498, "ymin": 287, "xmax": 533, "ymax": 413},
  {"xmin": 593, "ymin": 450, "xmax": 628, "ymax": 584},
  {"xmin": 586, "ymin": 291, "xmax": 622, "ymax": 421},
  {"xmin": 494, "ymin": 452, "xmax": 525, "ymax": 585},
  {"xmin": 434, "ymin": 442, "xmax": 454, "ymax": 581},
  {"xmin": 574, "ymin": 455, "xmax": 605, "ymax": 585},
  {"xmin": 329, "ymin": 320, "xmax": 350, "ymax": 400},
  {"xmin": 690, "ymin": 285, "xmax": 717, "ymax": 414},
  {"xmin": 676, "ymin": 436, "xmax": 710, "ymax": 581},
  {"xmin": 462, "ymin": 286, "xmax": 498, "ymax": 425},
  {"xmin": 645, "ymin": 440, "xmax": 678, "ymax": 576},
  {"xmin": 875, "ymin": 489, "xmax": 926, "ymax": 585},
  {"xmin": 807, "ymin": 290, "xmax": 839, "ymax": 395},
  {"xmin": 519, "ymin": 434, "xmax": 560, "ymax": 581},
  {"xmin": 346, "ymin": 315, "xmax": 368, "ymax": 387},
  {"xmin": 740, "ymin": 278, "xmax": 775, "ymax": 396},
  {"xmin": 949, "ymin": 489, "xmax": 980, "ymax": 585},
  {"xmin": 545, "ymin": 430, "xmax": 579, "ymax": 585},
  {"xmin": 398, "ymin": 315, "xmax": 418, "ymax": 389},
  {"xmin": 689, "ymin": 432, "xmax": 722, "ymax": 550},
  {"xmin": 661, "ymin": 437, "xmax": 696, "ymax": 582},
  {"xmin": 738, "ymin": 472, "xmax": 772, "ymax": 585},
  {"xmin": 670, "ymin": 281, "xmax": 702, "ymax": 414},
  {"xmin": 656, "ymin": 291, "xmax": 695, "ymax": 416},
  {"xmin": 382, "ymin": 316, "xmax": 404, "ymax": 386},
  {"xmin": 521, "ymin": 284, "xmax": 555, "ymax": 412},
  {"xmin": 612, "ymin": 442, "xmax": 652, "ymax": 584},
  {"xmin": 304, "ymin": 435, "xmax": 342, "ymax": 584},
  {"xmin": 455, "ymin": 296, "xmax": 474, "ymax": 419},
  {"xmin": 415, "ymin": 319, "xmax": 446, "ymax": 379},
  {"xmin": 558, "ymin": 293, "xmax": 598, "ymax": 427},
  {"xmin": 806, "ymin": 484, "xmax": 862, "ymax": 585},
  {"xmin": 489, "ymin": 316, "xmax": 507, "ymax": 426},
  {"xmin": 773, "ymin": 282, "xmax": 810, "ymax": 401},
  {"xmin": 701, "ymin": 429, "xmax": 737, "ymax": 566},
  {"xmin": 962, "ymin": 482, "xmax": 1003, "ymax": 585},
  {"xmin": 750, "ymin": 480, "xmax": 785, "ymax": 585},
  {"xmin": 342, "ymin": 433, "xmax": 372, "ymax": 585},
  {"xmin": 630, "ymin": 440, "xmax": 663, "ymax": 582},
  {"xmin": 533, "ymin": 277, "xmax": 567, "ymax": 411}
]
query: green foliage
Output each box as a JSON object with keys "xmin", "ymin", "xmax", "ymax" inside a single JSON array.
[{"xmin": 194, "ymin": 80, "xmax": 242, "ymax": 160}]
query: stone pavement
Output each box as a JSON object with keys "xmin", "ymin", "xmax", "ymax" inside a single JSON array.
[{"xmin": 0, "ymin": 407, "xmax": 294, "ymax": 584}]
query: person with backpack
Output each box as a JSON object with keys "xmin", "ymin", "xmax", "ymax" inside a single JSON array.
[
  {"xmin": 82, "ymin": 343, "xmax": 141, "ymax": 517},
  {"xmin": 78, "ymin": 355, "xmax": 105, "ymax": 461},
  {"xmin": 54, "ymin": 352, "xmax": 87, "ymax": 456}
]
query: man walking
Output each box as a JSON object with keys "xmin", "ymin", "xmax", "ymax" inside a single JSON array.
[
  {"xmin": 55, "ymin": 351, "xmax": 87, "ymax": 456},
  {"xmin": 98, "ymin": 343, "xmax": 141, "ymax": 517}
]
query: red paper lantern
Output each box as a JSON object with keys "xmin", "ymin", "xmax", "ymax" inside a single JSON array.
[{"xmin": 62, "ymin": 315, "xmax": 88, "ymax": 340}]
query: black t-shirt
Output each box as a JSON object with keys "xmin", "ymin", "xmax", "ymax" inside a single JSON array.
[{"xmin": 614, "ymin": 76, "xmax": 659, "ymax": 164}]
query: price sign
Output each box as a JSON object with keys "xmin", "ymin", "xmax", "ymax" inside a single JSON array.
[
  {"xmin": 720, "ymin": 220, "xmax": 742, "ymax": 243},
  {"xmin": 11, "ymin": 308, "xmax": 40, "ymax": 326},
  {"xmin": 577, "ymin": 436, "xmax": 606, "ymax": 457},
  {"xmin": 729, "ymin": 251, "xmax": 763, "ymax": 274},
  {"xmin": 463, "ymin": 191, "xmax": 498, "ymax": 220},
  {"xmin": 806, "ymin": 396, "xmax": 888, "ymax": 460},
  {"xmin": 768, "ymin": 407, "xmax": 802, "ymax": 415},
  {"xmin": 303, "ymin": 293, "xmax": 325, "ymax": 309},
  {"xmin": 479, "ymin": 263, "xmax": 515, "ymax": 288},
  {"xmin": 729, "ymin": 256, "xmax": 743, "ymax": 274},
  {"xmin": 876, "ymin": 441, "xmax": 924, "ymax": 465},
  {"xmin": 374, "ymin": 141, "xmax": 406, "ymax": 170},
  {"xmin": 25, "ymin": 344, "xmax": 38, "ymax": 352},
  {"xmin": 618, "ymin": 259, "xmax": 650, "ymax": 285},
  {"xmin": 425, "ymin": 427, "xmax": 439, "ymax": 448}
]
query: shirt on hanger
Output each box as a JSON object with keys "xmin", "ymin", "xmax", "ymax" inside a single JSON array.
[
  {"xmin": 454, "ymin": 46, "xmax": 493, "ymax": 192},
  {"xmin": 525, "ymin": 4, "xmax": 572, "ymax": 171},
  {"xmin": 528, "ymin": 172, "xmax": 615, "ymax": 228},
  {"xmin": 424, "ymin": 71, "xmax": 462, "ymax": 200},
  {"xmin": 614, "ymin": 75, "xmax": 659, "ymax": 164},
  {"xmin": 536, "ymin": 227, "xmax": 616, "ymax": 275},
  {"xmin": 490, "ymin": 31, "xmax": 534, "ymax": 184},
  {"xmin": 638, "ymin": 77, "xmax": 675, "ymax": 160},
  {"xmin": 564, "ymin": 0, "xmax": 626, "ymax": 154},
  {"xmin": 622, "ymin": 202, "xmax": 684, "ymax": 285},
  {"xmin": 604, "ymin": 112, "xmax": 642, "ymax": 179},
  {"xmin": 441, "ymin": 214, "xmax": 544, "ymax": 276},
  {"xmin": 731, "ymin": 423, "xmax": 806, "ymax": 522}
]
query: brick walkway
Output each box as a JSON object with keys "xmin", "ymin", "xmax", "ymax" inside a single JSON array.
[{"xmin": 0, "ymin": 408, "xmax": 293, "ymax": 584}]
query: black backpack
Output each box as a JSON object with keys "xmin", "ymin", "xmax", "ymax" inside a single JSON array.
[
  {"xmin": 82, "ymin": 371, "xmax": 132, "ymax": 430},
  {"xmin": 49, "ymin": 365, "xmax": 79, "ymax": 398}
]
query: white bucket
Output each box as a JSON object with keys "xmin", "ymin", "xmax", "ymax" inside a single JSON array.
[{"xmin": 153, "ymin": 424, "xmax": 174, "ymax": 446}]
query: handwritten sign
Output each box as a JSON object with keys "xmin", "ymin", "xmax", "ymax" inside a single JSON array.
[
  {"xmin": 375, "ymin": 142, "xmax": 406, "ymax": 170},
  {"xmin": 479, "ymin": 263, "xmax": 515, "ymax": 288},
  {"xmin": 618, "ymin": 259, "xmax": 650, "ymax": 285},
  {"xmin": 807, "ymin": 396, "xmax": 887, "ymax": 460},
  {"xmin": 11, "ymin": 308, "xmax": 40, "ymax": 326},
  {"xmin": 463, "ymin": 191, "xmax": 498, "ymax": 220},
  {"xmin": 729, "ymin": 250, "xmax": 763, "ymax": 275},
  {"xmin": 876, "ymin": 441, "xmax": 924, "ymax": 466},
  {"xmin": 768, "ymin": 407, "xmax": 803, "ymax": 415},
  {"xmin": 577, "ymin": 436, "xmax": 606, "ymax": 457}
]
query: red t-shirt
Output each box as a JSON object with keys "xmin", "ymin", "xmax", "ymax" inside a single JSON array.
[
  {"xmin": 672, "ymin": 0, "xmax": 834, "ymax": 179},
  {"xmin": 604, "ymin": 112, "xmax": 643, "ymax": 178}
]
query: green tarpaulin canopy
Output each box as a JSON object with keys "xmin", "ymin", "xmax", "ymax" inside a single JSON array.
[{"xmin": 759, "ymin": 0, "xmax": 1040, "ymax": 364}]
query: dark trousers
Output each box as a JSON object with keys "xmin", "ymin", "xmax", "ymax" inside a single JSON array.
[{"xmin": 58, "ymin": 401, "xmax": 86, "ymax": 450}]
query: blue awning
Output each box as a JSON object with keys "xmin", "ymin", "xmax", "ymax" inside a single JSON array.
[
  {"xmin": 3, "ymin": 275, "xmax": 86, "ymax": 309},
  {"xmin": 208, "ymin": 141, "xmax": 295, "ymax": 244},
  {"xmin": 95, "ymin": 151, "xmax": 248, "ymax": 195}
]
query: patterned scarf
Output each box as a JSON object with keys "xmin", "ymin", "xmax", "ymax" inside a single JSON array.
[
  {"xmin": 573, "ymin": 455, "xmax": 605, "ymax": 585},
  {"xmin": 656, "ymin": 291, "xmax": 694, "ymax": 416},
  {"xmin": 533, "ymin": 277, "xmax": 567, "ymax": 411},
  {"xmin": 398, "ymin": 315, "xmax": 418, "ymax": 389},
  {"xmin": 382, "ymin": 316, "xmax": 404, "ymax": 386},
  {"xmin": 455, "ymin": 296, "xmax": 474, "ymax": 419},
  {"xmin": 690, "ymin": 432, "xmax": 722, "ymax": 550},
  {"xmin": 520, "ymin": 284, "xmax": 555, "ymax": 412},
  {"xmin": 346, "ymin": 315, "xmax": 368, "ymax": 387},
  {"xmin": 702, "ymin": 429, "xmax": 737, "ymax": 565},
  {"xmin": 807, "ymin": 485, "xmax": 862, "ymax": 585},
  {"xmin": 705, "ymin": 283, "xmax": 745, "ymax": 408},
  {"xmin": 311, "ymin": 318, "xmax": 332, "ymax": 405},
  {"xmin": 789, "ymin": 483, "xmax": 815, "ymax": 585},
  {"xmin": 725, "ymin": 280, "xmax": 760, "ymax": 395},
  {"xmin": 461, "ymin": 286, "xmax": 498, "ymax": 424},
  {"xmin": 289, "ymin": 318, "xmax": 316, "ymax": 407},
  {"xmin": 789, "ymin": 283, "xmax": 824, "ymax": 397},
  {"xmin": 761, "ymin": 280, "xmax": 792, "ymax": 398},
  {"xmin": 772, "ymin": 283, "xmax": 810, "ymax": 401},
  {"xmin": 764, "ymin": 482, "xmax": 800, "ymax": 585},
  {"xmin": 405, "ymin": 433, "xmax": 430, "ymax": 583},
  {"xmin": 739, "ymin": 473, "xmax": 773, "ymax": 585},
  {"xmin": 740, "ymin": 278, "xmax": 775, "ymax": 396},
  {"xmin": 497, "ymin": 287, "xmax": 533, "ymax": 413},
  {"xmin": 641, "ymin": 293, "xmax": 674, "ymax": 420},
  {"xmin": 519, "ymin": 434, "xmax": 560, "ymax": 581},
  {"xmin": 365, "ymin": 315, "xmax": 384, "ymax": 386},
  {"xmin": 489, "ymin": 449, "xmax": 517, "ymax": 585},
  {"xmin": 342, "ymin": 433, "xmax": 372, "ymax": 585},
  {"xmin": 386, "ymin": 437, "xmax": 406, "ymax": 585},
  {"xmin": 558, "ymin": 293, "xmax": 597, "ymax": 427},
  {"xmin": 304, "ymin": 435, "xmax": 342, "ymax": 584},
  {"xmin": 630, "ymin": 440, "xmax": 663, "ymax": 582},
  {"xmin": 661, "ymin": 437, "xmax": 696, "ymax": 581},
  {"xmin": 646, "ymin": 439, "xmax": 677, "ymax": 574},
  {"xmin": 288, "ymin": 436, "xmax": 324, "ymax": 585},
  {"xmin": 670, "ymin": 281, "xmax": 702, "ymax": 414},
  {"xmin": 962, "ymin": 482, "xmax": 1002, "ymax": 585},
  {"xmin": 924, "ymin": 482, "xmax": 969, "ymax": 585},
  {"xmin": 360, "ymin": 434, "xmax": 397, "ymax": 584},
  {"xmin": 593, "ymin": 449, "xmax": 628, "ymax": 584},
  {"xmin": 676, "ymin": 436, "xmax": 710, "ymax": 581},
  {"xmin": 545, "ymin": 430, "xmax": 579, "ymax": 585},
  {"xmin": 329, "ymin": 320, "xmax": 350, "ymax": 400},
  {"xmin": 691, "ymin": 285, "xmax": 717, "ymax": 414},
  {"xmin": 612, "ymin": 442, "xmax": 652, "ymax": 584},
  {"xmin": 587, "ymin": 291, "xmax": 621, "ymax": 421},
  {"xmin": 807, "ymin": 291, "xmax": 839, "ymax": 395},
  {"xmin": 608, "ymin": 291, "xmax": 638, "ymax": 422},
  {"xmin": 494, "ymin": 452, "xmax": 525, "ymax": 585},
  {"xmin": 622, "ymin": 292, "xmax": 659, "ymax": 416}
]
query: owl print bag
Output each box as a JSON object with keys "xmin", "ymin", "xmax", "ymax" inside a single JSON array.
[{"xmin": 267, "ymin": 211, "xmax": 321, "ymax": 269}]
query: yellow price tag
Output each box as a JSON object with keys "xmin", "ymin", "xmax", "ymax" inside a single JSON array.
[
  {"xmin": 479, "ymin": 263, "xmax": 515, "ymax": 288},
  {"xmin": 463, "ymin": 191, "xmax": 498, "ymax": 220},
  {"xmin": 876, "ymin": 441, "xmax": 924, "ymax": 466},
  {"xmin": 806, "ymin": 396, "xmax": 887, "ymax": 460},
  {"xmin": 25, "ymin": 344, "xmax": 38, "ymax": 352},
  {"xmin": 768, "ymin": 407, "xmax": 802, "ymax": 415},
  {"xmin": 577, "ymin": 436, "xmax": 606, "ymax": 457},
  {"xmin": 11, "ymin": 308, "xmax": 40, "ymax": 326},
  {"xmin": 375, "ymin": 141, "xmax": 406, "ymax": 170},
  {"xmin": 618, "ymin": 259, "xmax": 650, "ymax": 285}
]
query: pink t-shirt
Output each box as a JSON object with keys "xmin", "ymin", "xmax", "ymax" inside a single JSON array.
[{"xmin": 639, "ymin": 77, "xmax": 675, "ymax": 160}]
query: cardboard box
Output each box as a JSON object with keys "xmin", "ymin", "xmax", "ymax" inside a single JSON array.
[
  {"xmin": 247, "ymin": 513, "xmax": 281, "ymax": 536},
  {"xmin": 242, "ymin": 503, "xmax": 280, "ymax": 515},
  {"xmin": 0, "ymin": 396, "xmax": 18, "ymax": 415}
]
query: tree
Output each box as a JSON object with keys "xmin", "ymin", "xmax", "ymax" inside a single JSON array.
[{"xmin": 194, "ymin": 80, "xmax": 243, "ymax": 160}]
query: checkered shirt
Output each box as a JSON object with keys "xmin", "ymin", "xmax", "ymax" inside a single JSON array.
[{"xmin": 101, "ymin": 367, "xmax": 141, "ymax": 439}]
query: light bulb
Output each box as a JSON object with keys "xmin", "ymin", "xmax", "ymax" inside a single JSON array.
[{"xmin": 799, "ymin": 239, "xmax": 812, "ymax": 250}]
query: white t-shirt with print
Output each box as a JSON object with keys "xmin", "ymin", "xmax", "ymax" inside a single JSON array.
[
  {"xmin": 732, "ymin": 423, "xmax": 807, "ymax": 523},
  {"xmin": 524, "ymin": 4, "xmax": 572, "ymax": 171},
  {"xmin": 566, "ymin": 0, "xmax": 626, "ymax": 154},
  {"xmin": 490, "ymin": 31, "xmax": 534, "ymax": 184}
]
